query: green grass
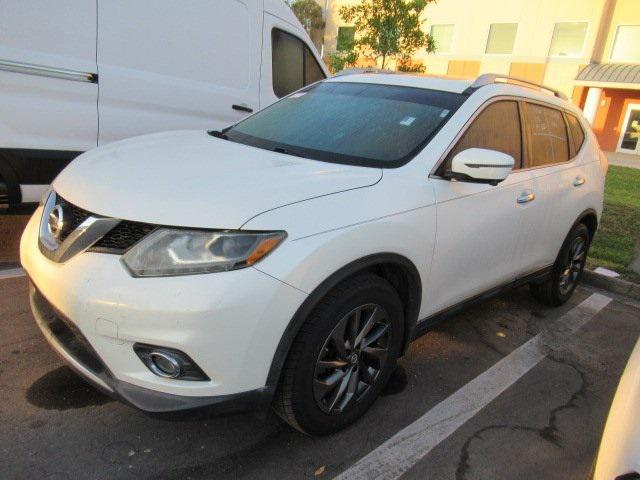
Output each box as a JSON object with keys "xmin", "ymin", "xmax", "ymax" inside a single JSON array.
[{"xmin": 587, "ymin": 165, "xmax": 640, "ymax": 281}]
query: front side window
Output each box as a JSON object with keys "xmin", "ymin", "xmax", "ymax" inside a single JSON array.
[
  {"xmin": 430, "ymin": 24, "xmax": 455, "ymax": 53},
  {"xmin": 225, "ymin": 82, "xmax": 466, "ymax": 167},
  {"xmin": 486, "ymin": 23, "xmax": 518, "ymax": 54},
  {"xmin": 566, "ymin": 113, "xmax": 585, "ymax": 157},
  {"xmin": 272, "ymin": 29, "xmax": 326, "ymax": 98},
  {"xmin": 611, "ymin": 25, "xmax": 640, "ymax": 62},
  {"xmin": 442, "ymin": 100, "xmax": 523, "ymax": 172},
  {"xmin": 549, "ymin": 22, "xmax": 588, "ymax": 57},
  {"xmin": 524, "ymin": 103, "xmax": 569, "ymax": 167}
]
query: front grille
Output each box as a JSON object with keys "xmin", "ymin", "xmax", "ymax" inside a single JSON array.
[
  {"xmin": 57, "ymin": 196, "xmax": 92, "ymax": 243},
  {"xmin": 31, "ymin": 286, "xmax": 106, "ymax": 375},
  {"xmin": 92, "ymin": 221, "xmax": 156, "ymax": 252},
  {"xmin": 57, "ymin": 196, "xmax": 155, "ymax": 253}
]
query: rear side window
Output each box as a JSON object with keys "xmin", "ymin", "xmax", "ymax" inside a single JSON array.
[
  {"xmin": 524, "ymin": 103, "xmax": 569, "ymax": 167},
  {"xmin": 272, "ymin": 29, "xmax": 325, "ymax": 98},
  {"xmin": 443, "ymin": 100, "xmax": 523, "ymax": 171},
  {"xmin": 566, "ymin": 113, "xmax": 586, "ymax": 157}
]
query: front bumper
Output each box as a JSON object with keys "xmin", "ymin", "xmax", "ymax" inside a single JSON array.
[{"xmin": 21, "ymin": 208, "xmax": 307, "ymax": 412}]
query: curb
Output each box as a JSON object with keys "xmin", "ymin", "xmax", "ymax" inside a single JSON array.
[{"xmin": 582, "ymin": 269, "xmax": 640, "ymax": 301}]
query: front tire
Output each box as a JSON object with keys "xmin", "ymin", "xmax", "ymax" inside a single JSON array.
[
  {"xmin": 274, "ymin": 274, "xmax": 404, "ymax": 435},
  {"xmin": 530, "ymin": 223, "xmax": 590, "ymax": 306}
]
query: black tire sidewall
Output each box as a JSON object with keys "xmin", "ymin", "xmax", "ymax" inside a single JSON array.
[
  {"xmin": 289, "ymin": 276, "xmax": 404, "ymax": 435},
  {"xmin": 552, "ymin": 223, "xmax": 590, "ymax": 303}
]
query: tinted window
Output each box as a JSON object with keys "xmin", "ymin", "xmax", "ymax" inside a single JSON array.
[
  {"xmin": 304, "ymin": 48, "xmax": 325, "ymax": 84},
  {"xmin": 566, "ymin": 113, "xmax": 585, "ymax": 157},
  {"xmin": 524, "ymin": 103, "xmax": 569, "ymax": 167},
  {"xmin": 226, "ymin": 82, "xmax": 465, "ymax": 167},
  {"xmin": 443, "ymin": 100, "xmax": 522, "ymax": 171},
  {"xmin": 272, "ymin": 29, "xmax": 326, "ymax": 98}
]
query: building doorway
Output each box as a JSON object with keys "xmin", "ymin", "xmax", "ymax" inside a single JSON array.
[{"xmin": 617, "ymin": 103, "xmax": 640, "ymax": 155}]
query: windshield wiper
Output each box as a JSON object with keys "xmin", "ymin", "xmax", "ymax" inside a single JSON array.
[
  {"xmin": 273, "ymin": 146, "xmax": 304, "ymax": 158},
  {"xmin": 208, "ymin": 130, "xmax": 228, "ymax": 140}
]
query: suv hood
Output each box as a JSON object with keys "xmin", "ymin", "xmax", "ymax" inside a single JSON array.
[{"xmin": 53, "ymin": 131, "xmax": 382, "ymax": 229}]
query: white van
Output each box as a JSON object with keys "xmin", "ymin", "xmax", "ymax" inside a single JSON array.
[{"xmin": 0, "ymin": 0, "xmax": 327, "ymax": 208}]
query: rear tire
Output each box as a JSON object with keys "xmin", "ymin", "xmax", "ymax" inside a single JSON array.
[
  {"xmin": 530, "ymin": 223, "xmax": 590, "ymax": 306},
  {"xmin": 273, "ymin": 274, "xmax": 404, "ymax": 435}
]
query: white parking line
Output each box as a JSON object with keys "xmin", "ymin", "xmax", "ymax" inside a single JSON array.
[
  {"xmin": 0, "ymin": 268, "xmax": 25, "ymax": 280},
  {"xmin": 334, "ymin": 292, "xmax": 612, "ymax": 480}
]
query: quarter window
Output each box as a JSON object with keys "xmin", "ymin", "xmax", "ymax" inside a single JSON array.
[
  {"xmin": 443, "ymin": 100, "xmax": 523, "ymax": 172},
  {"xmin": 566, "ymin": 113, "xmax": 586, "ymax": 157},
  {"xmin": 272, "ymin": 29, "xmax": 326, "ymax": 98},
  {"xmin": 524, "ymin": 103, "xmax": 570, "ymax": 167}
]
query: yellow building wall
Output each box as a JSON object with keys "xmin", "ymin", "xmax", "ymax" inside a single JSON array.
[
  {"xmin": 600, "ymin": 0, "xmax": 640, "ymax": 63},
  {"xmin": 320, "ymin": 0, "xmax": 621, "ymax": 96}
]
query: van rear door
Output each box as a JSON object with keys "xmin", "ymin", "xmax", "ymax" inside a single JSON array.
[
  {"xmin": 0, "ymin": 0, "xmax": 98, "ymax": 203},
  {"xmin": 97, "ymin": 0, "xmax": 262, "ymax": 145}
]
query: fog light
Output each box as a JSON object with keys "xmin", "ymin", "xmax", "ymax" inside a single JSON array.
[
  {"xmin": 133, "ymin": 343, "xmax": 210, "ymax": 381},
  {"xmin": 149, "ymin": 351, "xmax": 181, "ymax": 378}
]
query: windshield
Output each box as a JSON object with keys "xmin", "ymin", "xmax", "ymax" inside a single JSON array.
[{"xmin": 224, "ymin": 81, "xmax": 466, "ymax": 167}]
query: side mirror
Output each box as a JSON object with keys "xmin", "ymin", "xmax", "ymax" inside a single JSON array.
[{"xmin": 449, "ymin": 148, "xmax": 515, "ymax": 185}]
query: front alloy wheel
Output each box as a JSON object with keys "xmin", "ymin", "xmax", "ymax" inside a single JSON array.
[
  {"xmin": 274, "ymin": 274, "xmax": 404, "ymax": 435},
  {"xmin": 313, "ymin": 304, "xmax": 390, "ymax": 414}
]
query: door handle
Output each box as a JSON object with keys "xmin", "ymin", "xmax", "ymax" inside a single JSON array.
[
  {"xmin": 517, "ymin": 191, "xmax": 535, "ymax": 204},
  {"xmin": 573, "ymin": 176, "xmax": 586, "ymax": 187},
  {"xmin": 232, "ymin": 104, "xmax": 253, "ymax": 113}
]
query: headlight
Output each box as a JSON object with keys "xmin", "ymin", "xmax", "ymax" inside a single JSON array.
[{"xmin": 121, "ymin": 228, "xmax": 286, "ymax": 277}]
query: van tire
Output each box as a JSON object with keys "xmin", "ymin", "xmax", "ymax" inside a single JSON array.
[
  {"xmin": 273, "ymin": 274, "xmax": 404, "ymax": 435},
  {"xmin": 530, "ymin": 223, "xmax": 590, "ymax": 306}
]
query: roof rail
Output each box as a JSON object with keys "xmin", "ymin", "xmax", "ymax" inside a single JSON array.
[{"xmin": 465, "ymin": 73, "xmax": 568, "ymax": 100}]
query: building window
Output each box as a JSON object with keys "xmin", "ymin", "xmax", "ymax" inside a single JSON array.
[
  {"xmin": 430, "ymin": 24, "xmax": 454, "ymax": 53},
  {"xmin": 486, "ymin": 23, "xmax": 518, "ymax": 54},
  {"xmin": 611, "ymin": 25, "xmax": 640, "ymax": 63},
  {"xmin": 549, "ymin": 22, "xmax": 588, "ymax": 57},
  {"xmin": 337, "ymin": 26, "xmax": 356, "ymax": 51}
]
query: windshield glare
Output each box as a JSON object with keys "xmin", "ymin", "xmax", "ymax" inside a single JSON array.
[{"xmin": 225, "ymin": 82, "xmax": 466, "ymax": 167}]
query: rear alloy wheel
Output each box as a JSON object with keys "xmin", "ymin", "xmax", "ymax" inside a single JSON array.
[
  {"xmin": 530, "ymin": 223, "xmax": 590, "ymax": 306},
  {"xmin": 274, "ymin": 274, "xmax": 403, "ymax": 435}
]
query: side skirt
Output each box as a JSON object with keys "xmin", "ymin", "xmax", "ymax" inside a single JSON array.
[{"xmin": 412, "ymin": 265, "xmax": 553, "ymax": 340}]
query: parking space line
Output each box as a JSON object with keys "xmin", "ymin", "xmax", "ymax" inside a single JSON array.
[
  {"xmin": 334, "ymin": 293, "xmax": 612, "ymax": 480},
  {"xmin": 0, "ymin": 268, "xmax": 25, "ymax": 280}
]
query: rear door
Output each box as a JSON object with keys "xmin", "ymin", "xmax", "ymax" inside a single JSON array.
[
  {"xmin": 97, "ymin": 0, "xmax": 262, "ymax": 145},
  {"xmin": 0, "ymin": 0, "xmax": 97, "ymax": 201},
  {"xmin": 521, "ymin": 101, "xmax": 586, "ymax": 269},
  {"xmin": 427, "ymin": 100, "xmax": 536, "ymax": 314}
]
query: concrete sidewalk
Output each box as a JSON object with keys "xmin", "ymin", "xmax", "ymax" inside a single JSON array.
[{"xmin": 605, "ymin": 151, "xmax": 640, "ymax": 169}]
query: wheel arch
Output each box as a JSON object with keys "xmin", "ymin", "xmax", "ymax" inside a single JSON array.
[
  {"xmin": 576, "ymin": 208, "xmax": 598, "ymax": 242},
  {"xmin": 265, "ymin": 252, "xmax": 422, "ymax": 391}
]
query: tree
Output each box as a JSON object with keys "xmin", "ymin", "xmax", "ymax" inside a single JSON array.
[
  {"xmin": 339, "ymin": 0, "xmax": 436, "ymax": 69},
  {"xmin": 289, "ymin": 0, "xmax": 325, "ymax": 34}
]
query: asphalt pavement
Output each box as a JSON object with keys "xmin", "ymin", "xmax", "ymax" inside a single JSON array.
[{"xmin": 1, "ymin": 272, "xmax": 639, "ymax": 480}]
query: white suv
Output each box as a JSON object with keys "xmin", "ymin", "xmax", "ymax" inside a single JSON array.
[{"xmin": 21, "ymin": 73, "xmax": 607, "ymax": 435}]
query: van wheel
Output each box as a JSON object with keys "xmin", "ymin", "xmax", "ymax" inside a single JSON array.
[
  {"xmin": 530, "ymin": 223, "xmax": 590, "ymax": 306},
  {"xmin": 274, "ymin": 274, "xmax": 404, "ymax": 435}
]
